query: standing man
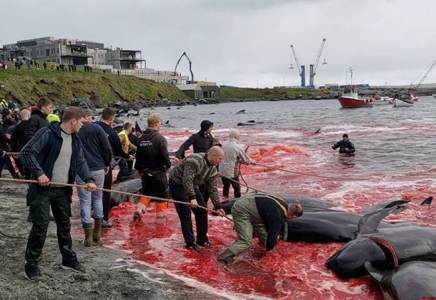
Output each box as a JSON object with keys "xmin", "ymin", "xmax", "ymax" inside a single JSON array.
[
  {"xmin": 97, "ymin": 108, "xmax": 133, "ymax": 227},
  {"xmin": 76, "ymin": 108, "xmax": 112, "ymax": 246},
  {"xmin": 20, "ymin": 107, "xmax": 97, "ymax": 281},
  {"xmin": 133, "ymin": 113, "xmax": 171, "ymax": 223},
  {"xmin": 169, "ymin": 146, "xmax": 225, "ymax": 253},
  {"xmin": 10, "ymin": 109, "xmax": 32, "ymax": 178},
  {"xmin": 217, "ymin": 193, "xmax": 303, "ymax": 265},
  {"xmin": 332, "ymin": 134, "xmax": 355, "ymax": 154},
  {"xmin": 174, "ymin": 120, "xmax": 214, "ymax": 163},
  {"xmin": 219, "ymin": 129, "xmax": 255, "ymax": 199}
]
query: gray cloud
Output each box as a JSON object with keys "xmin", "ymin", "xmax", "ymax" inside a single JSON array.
[{"xmin": 3, "ymin": 0, "xmax": 436, "ymax": 87}]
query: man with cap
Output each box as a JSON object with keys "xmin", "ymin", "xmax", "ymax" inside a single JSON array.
[
  {"xmin": 332, "ymin": 134, "xmax": 355, "ymax": 154},
  {"xmin": 76, "ymin": 108, "xmax": 112, "ymax": 246},
  {"xmin": 217, "ymin": 192, "xmax": 303, "ymax": 265},
  {"xmin": 174, "ymin": 120, "xmax": 214, "ymax": 163}
]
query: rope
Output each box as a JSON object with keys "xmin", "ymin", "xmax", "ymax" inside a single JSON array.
[
  {"xmin": 253, "ymin": 162, "xmax": 368, "ymax": 181},
  {"xmin": 0, "ymin": 177, "xmax": 232, "ymax": 221}
]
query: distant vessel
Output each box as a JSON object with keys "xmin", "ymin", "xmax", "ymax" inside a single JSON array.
[
  {"xmin": 433, "ymin": 94, "xmax": 436, "ymax": 99},
  {"xmin": 338, "ymin": 67, "xmax": 374, "ymax": 108},
  {"xmin": 393, "ymin": 98, "xmax": 414, "ymax": 107}
]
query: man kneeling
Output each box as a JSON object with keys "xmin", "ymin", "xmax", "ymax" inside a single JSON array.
[{"xmin": 218, "ymin": 193, "xmax": 303, "ymax": 264}]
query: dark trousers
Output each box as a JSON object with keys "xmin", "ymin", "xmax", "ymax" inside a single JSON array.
[
  {"xmin": 169, "ymin": 179, "xmax": 208, "ymax": 246},
  {"xmin": 116, "ymin": 158, "xmax": 129, "ymax": 182},
  {"xmin": 198, "ymin": 184, "xmax": 210, "ymax": 204},
  {"xmin": 142, "ymin": 170, "xmax": 169, "ymax": 199},
  {"xmin": 0, "ymin": 154, "xmax": 18, "ymax": 178},
  {"xmin": 102, "ymin": 166, "xmax": 113, "ymax": 221},
  {"xmin": 25, "ymin": 187, "xmax": 76, "ymax": 265},
  {"xmin": 222, "ymin": 176, "xmax": 241, "ymax": 198}
]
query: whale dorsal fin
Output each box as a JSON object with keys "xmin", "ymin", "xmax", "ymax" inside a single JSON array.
[
  {"xmin": 364, "ymin": 262, "xmax": 386, "ymax": 282},
  {"xmin": 382, "ymin": 200, "xmax": 410, "ymax": 208},
  {"xmin": 358, "ymin": 207, "xmax": 398, "ymax": 235},
  {"xmin": 421, "ymin": 196, "xmax": 433, "ymax": 205}
]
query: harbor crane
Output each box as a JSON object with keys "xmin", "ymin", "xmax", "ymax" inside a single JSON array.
[
  {"xmin": 290, "ymin": 44, "xmax": 305, "ymax": 87},
  {"xmin": 174, "ymin": 52, "xmax": 194, "ymax": 83},
  {"xmin": 410, "ymin": 56, "xmax": 436, "ymax": 90},
  {"xmin": 309, "ymin": 38, "xmax": 327, "ymax": 88}
]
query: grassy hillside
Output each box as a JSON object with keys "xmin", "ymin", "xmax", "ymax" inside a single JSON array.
[
  {"xmin": 220, "ymin": 87, "xmax": 323, "ymax": 99},
  {"xmin": 0, "ymin": 68, "xmax": 190, "ymax": 106}
]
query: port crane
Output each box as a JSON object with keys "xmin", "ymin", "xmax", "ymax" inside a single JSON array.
[
  {"xmin": 410, "ymin": 56, "xmax": 436, "ymax": 90},
  {"xmin": 290, "ymin": 44, "xmax": 305, "ymax": 87},
  {"xmin": 174, "ymin": 52, "xmax": 194, "ymax": 83},
  {"xmin": 309, "ymin": 38, "xmax": 327, "ymax": 88}
]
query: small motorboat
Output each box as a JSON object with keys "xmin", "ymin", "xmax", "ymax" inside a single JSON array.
[
  {"xmin": 393, "ymin": 98, "xmax": 414, "ymax": 107},
  {"xmin": 373, "ymin": 96, "xmax": 393, "ymax": 105},
  {"xmin": 432, "ymin": 94, "xmax": 436, "ymax": 99}
]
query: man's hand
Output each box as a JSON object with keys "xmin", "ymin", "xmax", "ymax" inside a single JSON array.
[
  {"xmin": 85, "ymin": 183, "xmax": 97, "ymax": 192},
  {"xmin": 127, "ymin": 155, "xmax": 134, "ymax": 161},
  {"xmin": 344, "ymin": 148, "xmax": 349, "ymax": 152},
  {"xmin": 251, "ymin": 160, "xmax": 256, "ymax": 165},
  {"xmin": 190, "ymin": 199, "xmax": 198, "ymax": 208},
  {"xmin": 104, "ymin": 166, "xmax": 110, "ymax": 174},
  {"xmin": 37, "ymin": 174, "xmax": 50, "ymax": 186},
  {"xmin": 215, "ymin": 208, "xmax": 225, "ymax": 216},
  {"xmin": 173, "ymin": 157, "xmax": 180, "ymax": 164}
]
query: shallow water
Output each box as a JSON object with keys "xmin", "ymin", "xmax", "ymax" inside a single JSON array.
[{"xmin": 77, "ymin": 97, "xmax": 436, "ymax": 299}]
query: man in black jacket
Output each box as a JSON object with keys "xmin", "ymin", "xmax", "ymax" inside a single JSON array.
[
  {"xmin": 0, "ymin": 112, "xmax": 18, "ymax": 178},
  {"xmin": 97, "ymin": 107, "xmax": 133, "ymax": 227},
  {"xmin": 174, "ymin": 120, "xmax": 214, "ymax": 163},
  {"xmin": 218, "ymin": 193, "xmax": 303, "ymax": 265},
  {"xmin": 133, "ymin": 113, "xmax": 171, "ymax": 223},
  {"xmin": 23, "ymin": 97, "xmax": 52, "ymax": 143},
  {"xmin": 20, "ymin": 107, "xmax": 97, "ymax": 281},
  {"xmin": 332, "ymin": 133, "xmax": 355, "ymax": 154}
]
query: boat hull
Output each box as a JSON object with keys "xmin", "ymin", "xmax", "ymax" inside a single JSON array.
[
  {"xmin": 338, "ymin": 96, "xmax": 374, "ymax": 108},
  {"xmin": 393, "ymin": 98, "xmax": 414, "ymax": 107}
]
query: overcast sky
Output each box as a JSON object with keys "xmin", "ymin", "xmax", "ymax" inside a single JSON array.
[{"xmin": 3, "ymin": 0, "xmax": 436, "ymax": 88}]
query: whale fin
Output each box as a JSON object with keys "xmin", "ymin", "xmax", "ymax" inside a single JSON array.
[
  {"xmin": 421, "ymin": 196, "xmax": 433, "ymax": 205},
  {"xmin": 358, "ymin": 207, "xmax": 399, "ymax": 235},
  {"xmin": 382, "ymin": 200, "xmax": 410, "ymax": 209},
  {"xmin": 364, "ymin": 262, "xmax": 386, "ymax": 282}
]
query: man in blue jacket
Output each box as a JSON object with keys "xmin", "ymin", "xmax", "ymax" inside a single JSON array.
[
  {"xmin": 332, "ymin": 134, "xmax": 355, "ymax": 154},
  {"xmin": 76, "ymin": 108, "xmax": 112, "ymax": 246},
  {"xmin": 20, "ymin": 107, "xmax": 97, "ymax": 281}
]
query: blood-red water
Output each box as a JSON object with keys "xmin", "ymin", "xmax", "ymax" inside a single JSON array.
[{"xmin": 73, "ymin": 98, "xmax": 436, "ymax": 299}]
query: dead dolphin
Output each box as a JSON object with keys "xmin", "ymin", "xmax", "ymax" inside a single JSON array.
[
  {"xmin": 326, "ymin": 207, "xmax": 436, "ymax": 279},
  {"xmin": 365, "ymin": 261, "xmax": 436, "ymax": 300}
]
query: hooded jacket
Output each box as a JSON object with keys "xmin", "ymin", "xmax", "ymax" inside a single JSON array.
[
  {"xmin": 20, "ymin": 122, "xmax": 94, "ymax": 191},
  {"xmin": 175, "ymin": 120, "xmax": 214, "ymax": 159}
]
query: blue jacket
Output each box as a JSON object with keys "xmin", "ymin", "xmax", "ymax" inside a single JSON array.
[
  {"xmin": 77, "ymin": 122, "xmax": 112, "ymax": 171},
  {"xmin": 20, "ymin": 122, "xmax": 94, "ymax": 191}
]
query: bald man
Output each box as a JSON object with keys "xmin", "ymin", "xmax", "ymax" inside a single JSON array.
[{"xmin": 169, "ymin": 146, "xmax": 225, "ymax": 252}]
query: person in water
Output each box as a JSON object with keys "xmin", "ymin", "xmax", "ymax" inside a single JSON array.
[
  {"xmin": 332, "ymin": 134, "xmax": 355, "ymax": 154},
  {"xmin": 217, "ymin": 192, "xmax": 303, "ymax": 265}
]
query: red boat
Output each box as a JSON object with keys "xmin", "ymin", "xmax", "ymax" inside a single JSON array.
[{"xmin": 338, "ymin": 93, "xmax": 374, "ymax": 108}]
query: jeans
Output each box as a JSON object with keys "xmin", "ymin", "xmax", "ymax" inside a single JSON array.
[{"xmin": 76, "ymin": 169, "xmax": 105, "ymax": 223}]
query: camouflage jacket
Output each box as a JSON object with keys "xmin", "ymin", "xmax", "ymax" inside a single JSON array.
[{"xmin": 169, "ymin": 153, "xmax": 221, "ymax": 209}]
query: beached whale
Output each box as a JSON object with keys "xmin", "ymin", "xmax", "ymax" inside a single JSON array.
[
  {"xmin": 365, "ymin": 261, "xmax": 436, "ymax": 300},
  {"xmin": 326, "ymin": 207, "xmax": 436, "ymax": 279}
]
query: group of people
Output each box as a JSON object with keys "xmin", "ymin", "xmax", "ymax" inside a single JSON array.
[{"xmin": 0, "ymin": 100, "xmax": 359, "ymax": 281}]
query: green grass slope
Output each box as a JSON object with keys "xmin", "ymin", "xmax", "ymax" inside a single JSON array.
[{"xmin": 0, "ymin": 68, "xmax": 190, "ymax": 106}]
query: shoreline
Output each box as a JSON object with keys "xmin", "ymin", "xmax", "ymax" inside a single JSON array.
[{"xmin": 0, "ymin": 178, "xmax": 227, "ymax": 300}]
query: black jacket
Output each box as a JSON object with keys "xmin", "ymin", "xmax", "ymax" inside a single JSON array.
[
  {"xmin": 332, "ymin": 140, "xmax": 355, "ymax": 154},
  {"xmin": 10, "ymin": 119, "xmax": 30, "ymax": 151},
  {"xmin": 0, "ymin": 124, "xmax": 10, "ymax": 150},
  {"xmin": 255, "ymin": 194, "xmax": 288, "ymax": 251},
  {"xmin": 175, "ymin": 131, "xmax": 213, "ymax": 159},
  {"xmin": 135, "ymin": 128, "xmax": 171, "ymax": 172},
  {"xmin": 77, "ymin": 122, "xmax": 113, "ymax": 171},
  {"xmin": 96, "ymin": 121, "xmax": 130, "ymax": 159},
  {"xmin": 23, "ymin": 109, "xmax": 48, "ymax": 143}
]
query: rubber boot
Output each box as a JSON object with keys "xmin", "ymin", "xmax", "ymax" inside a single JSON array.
[
  {"xmin": 93, "ymin": 218, "xmax": 103, "ymax": 242},
  {"xmin": 217, "ymin": 249, "xmax": 235, "ymax": 265},
  {"xmin": 82, "ymin": 223, "xmax": 93, "ymax": 247}
]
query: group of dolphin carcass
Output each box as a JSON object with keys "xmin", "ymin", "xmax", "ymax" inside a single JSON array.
[{"xmin": 218, "ymin": 194, "xmax": 436, "ymax": 300}]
